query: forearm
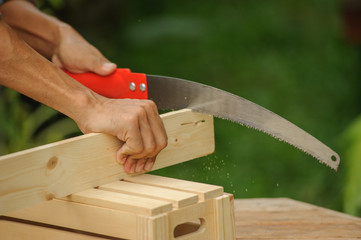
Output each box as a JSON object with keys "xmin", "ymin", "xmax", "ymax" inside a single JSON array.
[
  {"xmin": 0, "ymin": 0, "xmax": 69, "ymax": 58},
  {"xmin": 0, "ymin": 0, "xmax": 116, "ymax": 75},
  {"xmin": 0, "ymin": 20, "xmax": 98, "ymax": 123},
  {"xmin": 10, "ymin": 27, "xmax": 54, "ymax": 57}
]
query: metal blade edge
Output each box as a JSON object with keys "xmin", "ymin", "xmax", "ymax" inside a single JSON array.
[{"xmin": 147, "ymin": 74, "xmax": 340, "ymax": 170}]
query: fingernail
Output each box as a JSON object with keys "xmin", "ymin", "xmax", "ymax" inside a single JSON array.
[
  {"xmin": 130, "ymin": 164, "xmax": 136, "ymax": 174},
  {"xmin": 145, "ymin": 161, "xmax": 154, "ymax": 171},
  {"xmin": 102, "ymin": 62, "xmax": 116, "ymax": 72}
]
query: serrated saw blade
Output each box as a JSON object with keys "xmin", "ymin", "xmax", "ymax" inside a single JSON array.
[{"xmin": 147, "ymin": 75, "xmax": 340, "ymax": 170}]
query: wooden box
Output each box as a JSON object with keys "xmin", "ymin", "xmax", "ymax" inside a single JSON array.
[
  {"xmin": 0, "ymin": 109, "xmax": 235, "ymax": 239},
  {"xmin": 2, "ymin": 174, "xmax": 235, "ymax": 239}
]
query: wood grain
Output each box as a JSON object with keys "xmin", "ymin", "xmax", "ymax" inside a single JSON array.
[
  {"xmin": 0, "ymin": 109, "xmax": 214, "ymax": 215},
  {"xmin": 99, "ymin": 181, "xmax": 198, "ymax": 208},
  {"xmin": 5, "ymin": 197, "xmax": 361, "ymax": 239},
  {"xmin": 124, "ymin": 174, "xmax": 223, "ymax": 201},
  {"xmin": 234, "ymin": 198, "xmax": 361, "ymax": 239},
  {"xmin": 0, "ymin": 220, "xmax": 110, "ymax": 240},
  {"xmin": 66, "ymin": 188, "xmax": 173, "ymax": 216},
  {"xmin": 5, "ymin": 174, "xmax": 231, "ymax": 239}
]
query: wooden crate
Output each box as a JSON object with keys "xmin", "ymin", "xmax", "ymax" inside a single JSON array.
[
  {"xmin": 2, "ymin": 174, "xmax": 235, "ymax": 240},
  {"xmin": 0, "ymin": 109, "xmax": 235, "ymax": 239}
]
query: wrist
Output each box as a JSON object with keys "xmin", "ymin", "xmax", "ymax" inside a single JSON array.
[
  {"xmin": 69, "ymin": 87, "xmax": 106, "ymax": 133},
  {"xmin": 54, "ymin": 22, "xmax": 73, "ymax": 46}
]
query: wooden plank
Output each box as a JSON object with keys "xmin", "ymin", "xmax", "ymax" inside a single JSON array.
[
  {"xmin": 214, "ymin": 194, "xmax": 235, "ymax": 240},
  {"xmin": 6, "ymin": 199, "xmax": 138, "ymax": 239},
  {"xmin": 66, "ymin": 188, "xmax": 172, "ymax": 216},
  {"xmin": 99, "ymin": 181, "xmax": 198, "ymax": 208},
  {"xmin": 136, "ymin": 214, "xmax": 169, "ymax": 240},
  {"xmin": 0, "ymin": 219, "xmax": 111, "ymax": 240},
  {"xmin": 234, "ymin": 198, "xmax": 361, "ymax": 239},
  {"xmin": 0, "ymin": 109, "xmax": 214, "ymax": 215},
  {"xmin": 124, "ymin": 174, "xmax": 223, "ymax": 201}
]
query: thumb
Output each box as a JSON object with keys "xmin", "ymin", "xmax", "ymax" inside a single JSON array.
[
  {"xmin": 116, "ymin": 144, "xmax": 138, "ymax": 174},
  {"xmin": 92, "ymin": 59, "xmax": 117, "ymax": 76},
  {"xmin": 116, "ymin": 147, "xmax": 128, "ymax": 165},
  {"xmin": 52, "ymin": 55, "xmax": 64, "ymax": 68}
]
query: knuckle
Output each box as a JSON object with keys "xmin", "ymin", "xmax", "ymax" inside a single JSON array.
[
  {"xmin": 122, "ymin": 142, "xmax": 144, "ymax": 156},
  {"xmin": 135, "ymin": 107, "xmax": 147, "ymax": 119},
  {"xmin": 159, "ymin": 136, "xmax": 168, "ymax": 149},
  {"xmin": 144, "ymin": 142, "xmax": 156, "ymax": 155},
  {"xmin": 133, "ymin": 144, "xmax": 144, "ymax": 154},
  {"xmin": 142, "ymin": 100, "xmax": 158, "ymax": 112},
  {"xmin": 125, "ymin": 114, "xmax": 139, "ymax": 125},
  {"xmin": 153, "ymin": 137, "xmax": 168, "ymax": 154},
  {"xmin": 144, "ymin": 99, "xmax": 156, "ymax": 107},
  {"xmin": 125, "ymin": 108, "xmax": 146, "ymax": 125}
]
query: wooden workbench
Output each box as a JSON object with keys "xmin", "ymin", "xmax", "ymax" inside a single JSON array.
[{"xmin": 234, "ymin": 198, "xmax": 361, "ymax": 239}]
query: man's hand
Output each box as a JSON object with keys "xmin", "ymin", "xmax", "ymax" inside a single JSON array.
[
  {"xmin": 52, "ymin": 25, "xmax": 117, "ymax": 76},
  {"xmin": 0, "ymin": 0, "xmax": 117, "ymax": 76},
  {"xmin": 76, "ymin": 97, "xmax": 168, "ymax": 174},
  {"xmin": 0, "ymin": 19, "xmax": 167, "ymax": 174}
]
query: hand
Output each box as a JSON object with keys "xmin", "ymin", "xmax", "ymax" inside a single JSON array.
[
  {"xmin": 0, "ymin": 1, "xmax": 116, "ymax": 75},
  {"xmin": 52, "ymin": 24, "xmax": 117, "ymax": 76},
  {"xmin": 76, "ymin": 96, "xmax": 168, "ymax": 174},
  {"xmin": 0, "ymin": 1, "xmax": 167, "ymax": 174}
]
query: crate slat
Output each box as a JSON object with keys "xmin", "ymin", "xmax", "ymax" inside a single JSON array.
[
  {"xmin": 66, "ymin": 188, "xmax": 172, "ymax": 216},
  {"xmin": 99, "ymin": 181, "xmax": 198, "ymax": 208},
  {"xmin": 125, "ymin": 174, "xmax": 223, "ymax": 201}
]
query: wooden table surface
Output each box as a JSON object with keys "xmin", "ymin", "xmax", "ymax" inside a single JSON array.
[{"xmin": 234, "ymin": 198, "xmax": 361, "ymax": 240}]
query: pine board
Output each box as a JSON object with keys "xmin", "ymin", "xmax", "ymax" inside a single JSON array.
[{"xmin": 0, "ymin": 109, "xmax": 214, "ymax": 215}]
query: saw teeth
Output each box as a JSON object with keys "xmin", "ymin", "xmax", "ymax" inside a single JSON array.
[{"xmin": 193, "ymin": 109, "xmax": 339, "ymax": 171}]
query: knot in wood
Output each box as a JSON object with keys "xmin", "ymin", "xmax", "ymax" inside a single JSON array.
[
  {"xmin": 172, "ymin": 136, "xmax": 179, "ymax": 144},
  {"xmin": 45, "ymin": 193, "xmax": 55, "ymax": 201},
  {"xmin": 47, "ymin": 156, "xmax": 58, "ymax": 170}
]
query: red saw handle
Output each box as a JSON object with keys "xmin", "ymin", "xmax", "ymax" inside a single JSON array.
[{"xmin": 64, "ymin": 68, "xmax": 148, "ymax": 99}]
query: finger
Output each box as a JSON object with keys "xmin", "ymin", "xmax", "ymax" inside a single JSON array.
[
  {"xmin": 90, "ymin": 55, "xmax": 117, "ymax": 76},
  {"xmin": 144, "ymin": 157, "xmax": 156, "ymax": 172},
  {"xmin": 116, "ymin": 149, "xmax": 133, "ymax": 173},
  {"xmin": 135, "ymin": 158, "xmax": 148, "ymax": 173},
  {"xmin": 51, "ymin": 55, "xmax": 64, "ymax": 68},
  {"xmin": 123, "ymin": 158, "xmax": 137, "ymax": 174},
  {"xmin": 117, "ymin": 117, "xmax": 144, "ymax": 164},
  {"xmin": 140, "ymin": 101, "xmax": 168, "ymax": 156},
  {"xmin": 95, "ymin": 62, "xmax": 117, "ymax": 76},
  {"xmin": 126, "ymin": 108, "xmax": 156, "ymax": 160}
]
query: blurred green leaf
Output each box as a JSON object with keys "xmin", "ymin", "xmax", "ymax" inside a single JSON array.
[
  {"xmin": 342, "ymin": 115, "xmax": 361, "ymax": 216},
  {"xmin": 0, "ymin": 88, "xmax": 80, "ymax": 154}
]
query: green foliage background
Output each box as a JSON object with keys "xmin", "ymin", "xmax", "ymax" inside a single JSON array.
[{"xmin": 1, "ymin": 0, "xmax": 361, "ymax": 215}]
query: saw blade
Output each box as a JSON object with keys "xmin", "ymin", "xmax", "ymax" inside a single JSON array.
[{"xmin": 147, "ymin": 75, "xmax": 340, "ymax": 170}]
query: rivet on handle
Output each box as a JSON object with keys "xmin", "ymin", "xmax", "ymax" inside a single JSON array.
[
  {"xmin": 129, "ymin": 82, "xmax": 136, "ymax": 91},
  {"xmin": 139, "ymin": 83, "xmax": 146, "ymax": 92}
]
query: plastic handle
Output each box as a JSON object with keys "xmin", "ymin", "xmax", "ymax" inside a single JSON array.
[{"xmin": 64, "ymin": 68, "xmax": 148, "ymax": 99}]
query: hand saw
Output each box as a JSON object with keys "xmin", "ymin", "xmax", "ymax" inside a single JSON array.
[
  {"xmin": 65, "ymin": 68, "xmax": 340, "ymax": 170},
  {"xmin": 0, "ymin": 68, "xmax": 339, "ymax": 215}
]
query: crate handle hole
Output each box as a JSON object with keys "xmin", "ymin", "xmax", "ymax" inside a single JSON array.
[{"xmin": 173, "ymin": 218, "xmax": 205, "ymax": 238}]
